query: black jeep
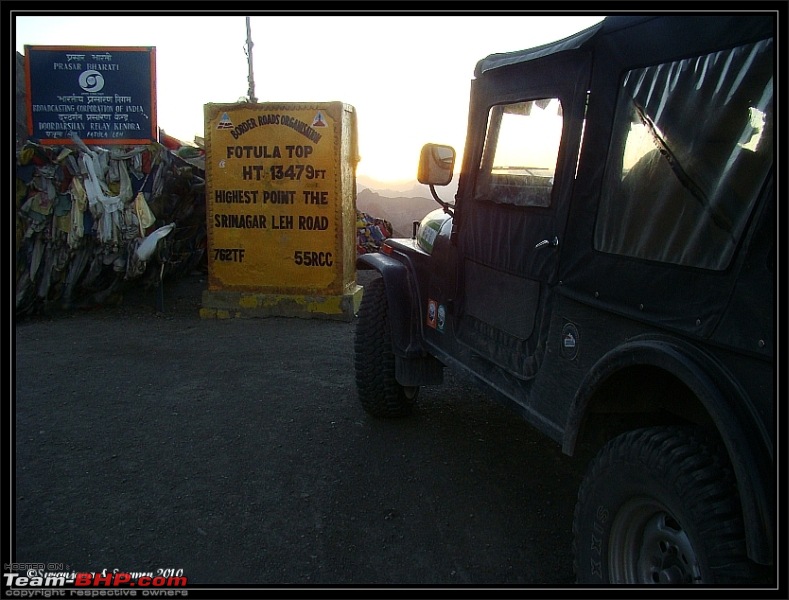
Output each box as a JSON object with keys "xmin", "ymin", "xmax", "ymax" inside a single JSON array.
[{"xmin": 354, "ymin": 15, "xmax": 776, "ymax": 585}]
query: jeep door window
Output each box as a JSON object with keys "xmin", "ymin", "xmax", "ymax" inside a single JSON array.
[
  {"xmin": 475, "ymin": 99, "xmax": 563, "ymax": 208},
  {"xmin": 594, "ymin": 38, "xmax": 773, "ymax": 270}
]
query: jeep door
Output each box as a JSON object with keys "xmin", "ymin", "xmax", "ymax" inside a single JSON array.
[{"xmin": 452, "ymin": 51, "xmax": 590, "ymax": 380}]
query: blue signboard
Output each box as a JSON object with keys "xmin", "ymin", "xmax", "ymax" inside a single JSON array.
[{"xmin": 24, "ymin": 45, "xmax": 157, "ymax": 146}]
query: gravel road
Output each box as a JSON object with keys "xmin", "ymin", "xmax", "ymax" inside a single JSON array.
[{"xmin": 12, "ymin": 270, "xmax": 586, "ymax": 591}]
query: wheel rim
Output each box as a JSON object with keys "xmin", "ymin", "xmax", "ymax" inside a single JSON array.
[{"xmin": 608, "ymin": 497, "xmax": 702, "ymax": 584}]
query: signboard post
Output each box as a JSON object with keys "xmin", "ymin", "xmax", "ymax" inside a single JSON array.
[
  {"xmin": 201, "ymin": 101, "xmax": 362, "ymax": 321},
  {"xmin": 23, "ymin": 45, "xmax": 157, "ymax": 146}
]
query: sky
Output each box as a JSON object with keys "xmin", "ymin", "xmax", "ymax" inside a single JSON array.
[{"xmin": 13, "ymin": 11, "xmax": 606, "ymax": 183}]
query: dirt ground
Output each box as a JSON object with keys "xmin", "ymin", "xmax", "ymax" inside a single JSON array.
[{"xmin": 13, "ymin": 269, "xmax": 587, "ymax": 592}]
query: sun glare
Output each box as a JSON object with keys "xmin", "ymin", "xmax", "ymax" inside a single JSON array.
[{"xmin": 356, "ymin": 139, "xmax": 427, "ymax": 184}]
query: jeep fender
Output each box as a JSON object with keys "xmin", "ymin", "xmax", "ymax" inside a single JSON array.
[
  {"xmin": 562, "ymin": 338, "xmax": 773, "ymax": 565},
  {"xmin": 357, "ymin": 253, "xmax": 418, "ymax": 356}
]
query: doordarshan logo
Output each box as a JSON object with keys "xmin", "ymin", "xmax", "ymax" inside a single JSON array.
[{"xmin": 78, "ymin": 70, "xmax": 105, "ymax": 93}]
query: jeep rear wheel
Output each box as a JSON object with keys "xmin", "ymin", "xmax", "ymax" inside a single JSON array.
[
  {"xmin": 354, "ymin": 276, "xmax": 417, "ymax": 417},
  {"xmin": 573, "ymin": 426, "xmax": 755, "ymax": 584}
]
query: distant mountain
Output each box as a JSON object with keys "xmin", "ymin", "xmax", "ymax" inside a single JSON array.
[
  {"xmin": 356, "ymin": 175, "xmax": 458, "ymax": 237},
  {"xmin": 356, "ymin": 189, "xmax": 440, "ymax": 238},
  {"xmin": 357, "ymin": 174, "xmax": 459, "ymax": 199}
]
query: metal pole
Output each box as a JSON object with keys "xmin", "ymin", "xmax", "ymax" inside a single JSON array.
[{"xmin": 246, "ymin": 17, "xmax": 257, "ymax": 103}]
